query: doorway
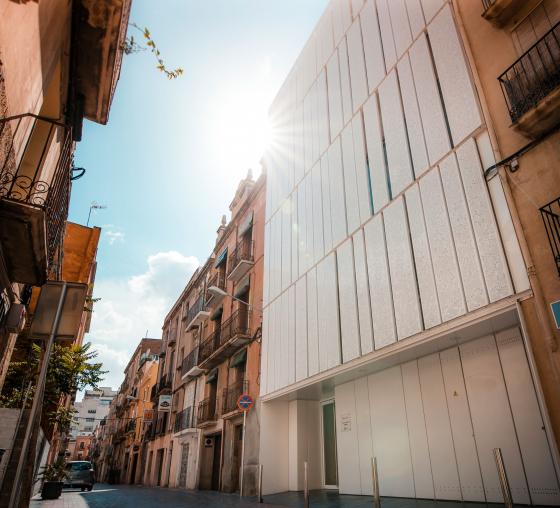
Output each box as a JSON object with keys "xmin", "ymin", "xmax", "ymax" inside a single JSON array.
[
  {"xmin": 231, "ymin": 423, "xmax": 244, "ymax": 492},
  {"xmin": 130, "ymin": 453, "xmax": 138, "ymax": 484},
  {"xmin": 211, "ymin": 433, "xmax": 222, "ymax": 490},
  {"xmin": 179, "ymin": 443, "xmax": 189, "ymax": 488},
  {"xmin": 155, "ymin": 448, "xmax": 165, "ymax": 486},
  {"xmin": 321, "ymin": 401, "xmax": 338, "ymax": 488}
]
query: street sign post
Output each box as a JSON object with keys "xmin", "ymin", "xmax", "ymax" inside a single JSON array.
[{"xmin": 237, "ymin": 393, "xmax": 253, "ymax": 497}]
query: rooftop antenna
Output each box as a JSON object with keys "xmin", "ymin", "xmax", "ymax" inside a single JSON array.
[{"xmin": 87, "ymin": 201, "xmax": 107, "ymax": 227}]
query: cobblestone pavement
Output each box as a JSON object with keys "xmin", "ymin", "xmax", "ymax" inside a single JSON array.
[{"xmin": 30, "ymin": 484, "xmax": 287, "ymax": 508}]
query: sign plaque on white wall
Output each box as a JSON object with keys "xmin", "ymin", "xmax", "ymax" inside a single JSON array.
[
  {"xmin": 341, "ymin": 413, "xmax": 352, "ymax": 432},
  {"xmin": 158, "ymin": 394, "xmax": 172, "ymax": 412}
]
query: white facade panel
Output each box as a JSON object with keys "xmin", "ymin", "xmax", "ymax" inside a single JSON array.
[
  {"xmin": 389, "ymin": 0, "xmax": 413, "ymax": 58},
  {"xmin": 368, "ymin": 367, "xmax": 415, "ymax": 497},
  {"xmin": 317, "ymin": 69, "xmax": 330, "ymax": 156},
  {"xmin": 328, "ymin": 137, "xmax": 348, "ymax": 246},
  {"xmin": 354, "ymin": 377, "xmax": 375, "ymax": 494},
  {"xmin": 337, "ymin": 238, "xmax": 361, "ymax": 363},
  {"xmin": 347, "ymin": 18, "xmax": 369, "ymax": 112},
  {"xmin": 334, "ymin": 382, "xmax": 362, "ymax": 494},
  {"xmin": 439, "ymin": 152, "xmax": 488, "ymax": 312},
  {"xmin": 317, "ymin": 253, "xmax": 341, "ymax": 371},
  {"xmin": 419, "ymin": 168, "xmax": 466, "ymax": 322},
  {"xmin": 460, "ymin": 335, "xmax": 531, "ymax": 504},
  {"xmin": 428, "ymin": 5, "xmax": 481, "ymax": 145},
  {"xmin": 305, "ymin": 172, "xmax": 315, "ymax": 276},
  {"xmin": 321, "ymin": 153, "xmax": 333, "ymax": 254},
  {"xmin": 397, "ymin": 54, "xmax": 429, "ymax": 178},
  {"xmin": 405, "ymin": 0, "xmax": 426, "ymax": 38},
  {"xmin": 326, "ymin": 51, "xmax": 344, "ymax": 140},
  {"xmin": 363, "ymin": 215, "xmax": 396, "ymax": 348},
  {"xmin": 417, "ymin": 353, "xmax": 462, "ymax": 500},
  {"xmin": 456, "ymin": 139, "xmax": 514, "ymax": 302},
  {"xmin": 303, "ymin": 89, "xmax": 313, "ymax": 174},
  {"xmin": 439, "ymin": 348, "xmax": 486, "ymax": 501},
  {"xmin": 351, "ymin": 0, "xmax": 365, "ymax": 18},
  {"xmin": 312, "ymin": 162, "xmax": 325, "ymax": 263},
  {"xmin": 295, "ymin": 276, "xmax": 308, "ymax": 382},
  {"xmin": 261, "ymin": 307, "xmax": 269, "ymax": 395},
  {"xmin": 264, "ymin": 221, "xmax": 271, "ymax": 307},
  {"xmin": 376, "ymin": 0, "xmax": 396, "ymax": 70},
  {"xmin": 409, "ymin": 34, "xmax": 450, "ymax": 166},
  {"xmin": 404, "ymin": 185, "xmax": 441, "ymax": 329},
  {"xmin": 297, "ymin": 182, "xmax": 307, "ymax": 278},
  {"xmin": 363, "ymin": 94, "xmax": 390, "ymax": 212},
  {"xmin": 339, "ymin": 38, "xmax": 354, "ymax": 126},
  {"xmin": 378, "ymin": 70, "xmax": 413, "ymax": 197},
  {"xmin": 401, "ymin": 361, "xmax": 435, "ymax": 499},
  {"xmin": 360, "ymin": 0, "xmax": 386, "ymax": 93},
  {"xmin": 383, "ymin": 197, "xmax": 422, "ymax": 339},
  {"xmin": 352, "ymin": 112, "xmax": 373, "ymax": 224},
  {"xmin": 294, "ymin": 105, "xmax": 305, "ymax": 185},
  {"xmin": 341, "ymin": 122, "xmax": 361, "ymax": 234},
  {"xmin": 352, "ymin": 229, "xmax": 374, "ymax": 355},
  {"xmin": 420, "ymin": 0, "xmax": 444, "ymax": 22},
  {"xmin": 496, "ymin": 328, "xmax": 560, "ymax": 505},
  {"xmin": 281, "ymin": 201, "xmax": 292, "ymax": 292},
  {"xmin": 280, "ymin": 289, "xmax": 292, "ymax": 389},
  {"xmin": 333, "ymin": 0, "xmax": 353, "ymax": 46},
  {"xmin": 307, "ymin": 268, "xmax": 320, "ymax": 377},
  {"xmin": 287, "ymin": 285, "xmax": 296, "ymax": 387},
  {"xmin": 291, "ymin": 193, "xmax": 299, "ymax": 284}
]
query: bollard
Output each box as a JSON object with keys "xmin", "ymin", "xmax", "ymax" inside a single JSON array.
[
  {"xmin": 493, "ymin": 448, "xmax": 513, "ymax": 508},
  {"xmin": 258, "ymin": 464, "xmax": 263, "ymax": 503},
  {"xmin": 304, "ymin": 461, "xmax": 309, "ymax": 508},
  {"xmin": 371, "ymin": 457, "xmax": 380, "ymax": 508}
]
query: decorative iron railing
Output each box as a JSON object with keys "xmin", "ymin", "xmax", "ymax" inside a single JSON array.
[
  {"xmin": 197, "ymin": 396, "xmax": 217, "ymax": 425},
  {"xmin": 481, "ymin": 0, "xmax": 496, "ymax": 11},
  {"xmin": 186, "ymin": 293, "xmax": 207, "ymax": 325},
  {"xmin": 540, "ymin": 197, "xmax": 560, "ymax": 277},
  {"xmin": 222, "ymin": 380, "xmax": 248, "ymax": 414},
  {"xmin": 206, "ymin": 270, "xmax": 226, "ymax": 301},
  {"xmin": 198, "ymin": 309, "xmax": 252, "ymax": 364},
  {"xmin": 125, "ymin": 419, "xmax": 136, "ymax": 434},
  {"xmin": 0, "ymin": 114, "xmax": 73, "ymax": 271},
  {"xmin": 498, "ymin": 22, "xmax": 560, "ymax": 123},
  {"xmin": 174, "ymin": 406, "xmax": 194, "ymax": 432},
  {"xmin": 181, "ymin": 347, "xmax": 199, "ymax": 376},
  {"xmin": 227, "ymin": 239, "xmax": 254, "ymax": 276}
]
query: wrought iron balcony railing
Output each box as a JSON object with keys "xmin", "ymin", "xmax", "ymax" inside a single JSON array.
[
  {"xmin": 174, "ymin": 406, "xmax": 194, "ymax": 432},
  {"xmin": 206, "ymin": 270, "xmax": 226, "ymax": 302},
  {"xmin": 186, "ymin": 293, "xmax": 208, "ymax": 326},
  {"xmin": 540, "ymin": 197, "xmax": 560, "ymax": 277},
  {"xmin": 481, "ymin": 0, "xmax": 495, "ymax": 9},
  {"xmin": 181, "ymin": 346, "xmax": 199, "ymax": 376},
  {"xmin": 227, "ymin": 239, "xmax": 254, "ymax": 277},
  {"xmin": 498, "ymin": 22, "xmax": 560, "ymax": 123},
  {"xmin": 222, "ymin": 380, "xmax": 248, "ymax": 414},
  {"xmin": 125, "ymin": 419, "xmax": 136, "ymax": 434},
  {"xmin": 198, "ymin": 309, "xmax": 252, "ymax": 365},
  {"xmin": 197, "ymin": 396, "xmax": 217, "ymax": 425},
  {"xmin": 0, "ymin": 114, "xmax": 73, "ymax": 284}
]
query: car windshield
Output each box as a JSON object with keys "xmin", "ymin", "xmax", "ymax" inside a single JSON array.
[{"xmin": 66, "ymin": 462, "xmax": 91, "ymax": 471}]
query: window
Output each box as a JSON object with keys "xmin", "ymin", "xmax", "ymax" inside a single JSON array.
[
  {"xmin": 87, "ymin": 409, "xmax": 96, "ymax": 414},
  {"xmin": 99, "ymin": 399, "xmax": 110, "ymax": 405},
  {"xmin": 79, "ymin": 442, "xmax": 85, "ymax": 450},
  {"xmin": 86, "ymin": 418, "xmax": 95, "ymax": 422}
]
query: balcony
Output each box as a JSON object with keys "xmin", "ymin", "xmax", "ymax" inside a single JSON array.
[
  {"xmin": 227, "ymin": 239, "xmax": 254, "ymax": 283},
  {"xmin": 198, "ymin": 310, "xmax": 253, "ymax": 370},
  {"xmin": 125, "ymin": 419, "xmax": 136, "ymax": 434},
  {"xmin": 0, "ymin": 115, "xmax": 73, "ymax": 285},
  {"xmin": 222, "ymin": 380, "xmax": 248, "ymax": 415},
  {"xmin": 481, "ymin": 0, "xmax": 540, "ymax": 28},
  {"xmin": 181, "ymin": 346, "xmax": 204, "ymax": 378},
  {"xmin": 197, "ymin": 397, "xmax": 218, "ymax": 426},
  {"xmin": 186, "ymin": 293, "xmax": 210, "ymax": 330},
  {"xmin": 498, "ymin": 22, "xmax": 560, "ymax": 138},
  {"xmin": 173, "ymin": 406, "xmax": 195, "ymax": 433},
  {"xmin": 540, "ymin": 197, "xmax": 560, "ymax": 277},
  {"xmin": 157, "ymin": 374, "xmax": 172, "ymax": 394},
  {"xmin": 206, "ymin": 271, "xmax": 227, "ymax": 309}
]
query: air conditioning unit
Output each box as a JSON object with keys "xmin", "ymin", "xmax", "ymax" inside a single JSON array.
[{"xmin": 6, "ymin": 303, "xmax": 26, "ymax": 333}]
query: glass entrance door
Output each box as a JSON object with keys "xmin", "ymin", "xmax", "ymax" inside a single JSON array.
[{"xmin": 321, "ymin": 401, "xmax": 338, "ymax": 488}]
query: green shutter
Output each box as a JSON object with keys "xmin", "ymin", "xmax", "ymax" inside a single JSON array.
[
  {"xmin": 206, "ymin": 368, "xmax": 218, "ymax": 383},
  {"xmin": 230, "ymin": 348, "xmax": 247, "ymax": 368}
]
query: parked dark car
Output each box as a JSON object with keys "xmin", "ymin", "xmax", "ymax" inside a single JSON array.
[{"xmin": 64, "ymin": 461, "xmax": 95, "ymax": 491}]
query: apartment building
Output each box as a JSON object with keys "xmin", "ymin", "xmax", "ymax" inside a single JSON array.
[
  {"xmin": 146, "ymin": 171, "xmax": 265, "ymax": 495},
  {"xmin": 107, "ymin": 338, "xmax": 161, "ymax": 484},
  {"xmin": 71, "ymin": 387, "xmax": 116, "ymax": 438},
  {"xmin": 259, "ymin": 0, "xmax": 560, "ymax": 504}
]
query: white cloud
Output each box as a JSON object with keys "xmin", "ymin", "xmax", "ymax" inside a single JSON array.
[
  {"xmin": 83, "ymin": 251, "xmax": 199, "ymax": 392},
  {"xmin": 105, "ymin": 230, "xmax": 125, "ymax": 245}
]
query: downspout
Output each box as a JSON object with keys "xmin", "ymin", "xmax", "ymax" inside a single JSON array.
[{"xmin": 451, "ymin": 0, "xmax": 560, "ymax": 381}]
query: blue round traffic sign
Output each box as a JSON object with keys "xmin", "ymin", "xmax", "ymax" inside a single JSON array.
[{"xmin": 237, "ymin": 393, "xmax": 254, "ymax": 412}]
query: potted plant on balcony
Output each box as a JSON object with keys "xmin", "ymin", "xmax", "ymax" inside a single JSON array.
[{"xmin": 39, "ymin": 458, "xmax": 67, "ymax": 500}]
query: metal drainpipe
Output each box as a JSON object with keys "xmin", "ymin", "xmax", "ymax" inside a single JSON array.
[{"xmin": 450, "ymin": 0, "xmax": 560, "ymax": 378}]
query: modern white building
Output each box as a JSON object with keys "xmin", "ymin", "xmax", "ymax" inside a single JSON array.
[
  {"xmin": 260, "ymin": 0, "xmax": 560, "ymax": 504},
  {"xmin": 71, "ymin": 387, "xmax": 117, "ymax": 438}
]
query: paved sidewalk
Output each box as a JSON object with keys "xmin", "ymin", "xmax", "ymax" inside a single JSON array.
[{"xmin": 30, "ymin": 484, "xmax": 286, "ymax": 508}]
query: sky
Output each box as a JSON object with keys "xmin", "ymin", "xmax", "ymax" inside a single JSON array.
[{"xmin": 69, "ymin": 0, "xmax": 328, "ymax": 395}]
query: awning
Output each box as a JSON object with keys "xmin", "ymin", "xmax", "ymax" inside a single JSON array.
[
  {"xmin": 206, "ymin": 368, "xmax": 218, "ymax": 383},
  {"xmin": 215, "ymin": 247, "xmax": 228, "ymax": 268},
  {"xmin": 238, "ymin": 211, "xmax": 253, "ymax": 236},
  {"xmin": 230, "ymin": 348, "xmax": 247, "ymax": 368},
  {"xmin": 210, "ymin": 306, "xmax": 223, "ymax": 321}
]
